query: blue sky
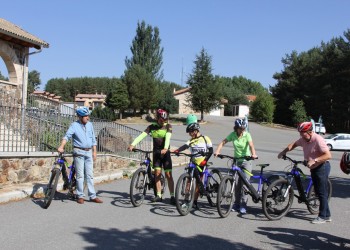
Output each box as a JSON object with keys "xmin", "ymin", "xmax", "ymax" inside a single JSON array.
[{"xmin": 1, "ymin": 1, "xmax": 350, "ymax": 90}]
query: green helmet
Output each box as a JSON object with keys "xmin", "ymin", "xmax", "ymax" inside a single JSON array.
[{"xmin": 186, "ymin": 114, "xmax": 198, "ymax": 125}]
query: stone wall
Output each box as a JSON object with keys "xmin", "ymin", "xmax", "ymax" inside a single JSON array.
[{"xmin": 0, "ymin": 154, "xmax": 132, "ymax": 185}]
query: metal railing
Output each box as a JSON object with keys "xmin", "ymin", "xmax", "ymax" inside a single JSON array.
[{"xmin": 0, "ymin": 104, "xmax": 151, "ymax": 160}]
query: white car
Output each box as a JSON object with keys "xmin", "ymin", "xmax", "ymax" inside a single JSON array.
[
  {"xmin": 324, "ymin": 133, "xmax": 350, "ymax": 150},
  {"xmin": 314, "ymin": 122, "xmax": 326, "ymax": 135}
]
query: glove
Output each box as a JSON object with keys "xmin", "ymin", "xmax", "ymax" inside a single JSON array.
[{"xmin": 199, "ymin": 160, "xmax": 207, "ymax": 167}]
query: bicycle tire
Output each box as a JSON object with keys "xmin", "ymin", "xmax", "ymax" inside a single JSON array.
[
  {"xmin": 262, "ymin": 177, "xmax": 294, "ymax": 220},
  {"xmin": 66, "ymin": 167, "xmax": 76, "ymax": 200},
  {"xmin": 130, "ymin": 168, "xmax": 147, "ymax": 207},
  {"xmin": 216, "ymin": 175, "xmax": 235, "ymax": 218},
  {"xmin": 206, "ymin": 168, "xmax": 222, "ymax": 207},
  {"xmin": 175, "ymin": 173, "xmax": 196, "ymax": 216},
  {"xmin": 153, "ymin": 173, "xmax": 167, "ymax": 197},
  {"xmin": 306, "ymin": 178, "xmax": 332, "ymax": 215},
  {"xmin": 43, "ymin": 167, "xmax": 61, "ymax": 209}
]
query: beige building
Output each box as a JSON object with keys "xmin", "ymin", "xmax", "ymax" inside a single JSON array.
[
  {"xmin": 75, "ymin": 93, "xmax": 106, "ymax": 110},
  {"xmin": 173, "ymin": 87, "xmax": 256, "ymax": 117},
  {"xmin": 173, "ymin": 87, "xmax": 225, "ymax": 116}
]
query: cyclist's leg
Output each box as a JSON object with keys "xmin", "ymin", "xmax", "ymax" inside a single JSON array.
[
  {"xmin": 163, "ymin": 151, "xmax": 174, "ymax": 197},
  {"xmin": 239, "ymin": 160, "xmax": 253, "ymax": 209},
  {"xmin": 84, "ymin": 151, "xmax": 97, "ymax": 199},
  {"xmin": 153, "ymin": 153, "xmax": 163, "ymax": 199},
  {"xmin": 74, "ymin": 150, "xmax": 85, "ymax": 199},
  {"xmin": 311, "ymin": 162, "xmax": 331, "ymax": 219}
]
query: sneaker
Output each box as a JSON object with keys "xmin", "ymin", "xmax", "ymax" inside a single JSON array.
[
  {"xmin": 151, "ymin": 196, "xmax": 162, "ymax": 203},
  {"xmin": 311, "ymin": 217, "xmax": 326, "ymax": 224},
  {"xmin": 325, "ymin": 217, "xmax": 332, "ymax": 222},
  {"xmin": 170, "ymin": 196, "xmax": 176, "ymax": 205},
  {"xmin": 239, "ymin": 207, "xmax": 247, "ymax": 214},
  {"xmin": 231, "ymin": 204, "xmax": 240, "ymax": 212}
]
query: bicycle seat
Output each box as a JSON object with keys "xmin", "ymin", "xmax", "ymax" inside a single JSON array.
[{"xmin": 256, "ymin": 164, "xmax": 270, "ymax": 168}]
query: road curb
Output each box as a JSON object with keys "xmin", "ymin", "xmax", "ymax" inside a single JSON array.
[{"xmin": 0, "ymin": 163, "xmax": 186, "ymax": 204}]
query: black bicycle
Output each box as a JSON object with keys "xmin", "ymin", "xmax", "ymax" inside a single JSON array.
[
  {"xmin": 173, "ymin": 151, "xmax": 222, "ymax": 216},
  {"xmin": 262, "ymin": 155, "xmax": 332, "ymax": 220},
  {"xmin": 129, "ymin": 148, "xmax": 166, "ymax": 207},
  {"xmin": 42, "ymin": 143, "xmax": 81, "ymax": 209},
  {"xmin": 216, "ymin": 154, "xmax": 271, "ymax": 218}
]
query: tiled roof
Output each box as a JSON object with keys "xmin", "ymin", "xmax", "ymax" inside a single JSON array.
[
  {"xmin": 246, "ymin": 95, "xmax": 257, "ymax": 102},
  {"xmin": 76, "ymin": 94, "xmax": 106, "ymax": 99},
  {"xmin": 0, "ymin": 18, "xmax": 49, "ymax": 49},
  {"xmin": 173, "ymin": 87, "xmax": 191, "ymax": 96}
]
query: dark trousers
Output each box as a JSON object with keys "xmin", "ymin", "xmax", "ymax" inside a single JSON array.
[{"xmin": 311, "ymin": 161, "xmax": 331, "ymax": 219}]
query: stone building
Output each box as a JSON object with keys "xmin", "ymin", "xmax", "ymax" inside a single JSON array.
[{"xmin": 0, "ymin": 18, "xmax": 49, "ymax": 106}]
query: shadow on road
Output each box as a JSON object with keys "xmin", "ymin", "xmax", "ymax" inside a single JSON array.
[
  {"xmin": 78, "ymin": 226, "xmax": 259, "ymax": 249},
  {"xmin": 255, "ymin": 227, "xmax": 350, "ymax": 249}
]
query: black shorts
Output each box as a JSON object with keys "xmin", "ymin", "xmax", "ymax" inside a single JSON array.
[{"xmin": 153, "ymin": 150, "xmax": 172, "ymax": 172}]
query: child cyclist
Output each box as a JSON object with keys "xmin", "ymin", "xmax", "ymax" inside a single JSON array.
[
  {"xmin": 214, "ymin": 118, "xmax": 258, "ymax": 214},
  {"xmin": 172, "ymin": 114, "xmax": 213, "ymax": 209}
]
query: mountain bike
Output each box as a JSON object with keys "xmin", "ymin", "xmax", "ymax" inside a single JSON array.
[
  {"xmin": 262, "ymin": 155, "xmax": 332, "ymax": 220},
  {"xmin": 216, "ymin": 154, "xmax": 271, "ymax": 218},
  {"xmin": 173, "ymin": 152, "xmax": 222, "ymax": 216},
  {"xmin": 129, "ymin": 148, "xmax": 166, "ymax": 207},
  {"xmin": 42, "ymin": 143, "xmax": 81, "ymax": 209}
]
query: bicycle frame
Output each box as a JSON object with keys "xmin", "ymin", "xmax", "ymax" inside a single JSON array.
[
  {"xmin": 282, "ymin": 155, "xmax": 313, "ymax": 203},
  {"xmin": 218, "ymin": 155, "xmax": 267, "ymax": 203}
]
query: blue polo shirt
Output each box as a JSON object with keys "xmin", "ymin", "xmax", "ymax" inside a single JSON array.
[{"xmin": 63, "ymin": 120, "xmax": 97, "ymax": 148}]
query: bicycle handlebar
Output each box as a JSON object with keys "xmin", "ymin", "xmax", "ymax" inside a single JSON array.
[
  {"xmin": 171, "ymin": 151, "xmax": 207, "ymax": 158},
  {"xmin": 215, "ymin": 154, "xmax": 257, "ymax": 161},
  {"xmin": 132, "ymin": 148, "xmax": 153, "ymax": 154},
  {"xmin": 282, "ymin": 155, "xmax": 307, "ymax": 166}
]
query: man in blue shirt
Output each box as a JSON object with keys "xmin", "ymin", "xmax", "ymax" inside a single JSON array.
[{"xmin": 58, "ymin": 106, "xmax": 103, "ymax": 204}]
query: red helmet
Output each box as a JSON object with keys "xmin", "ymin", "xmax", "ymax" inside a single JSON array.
[
  {"xmin": 156, "ymin": 109, "xmax": 167, "ymax": 120},
  {"xmin": 340, "ymin": 152, "xmax": 350, "ymax": 175},
  {"xmin": 297, "ymin": 122, "xmax": 313, "ymax": 132}
]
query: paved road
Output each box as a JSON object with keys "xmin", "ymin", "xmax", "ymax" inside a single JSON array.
[{"xmin": 1, "ymin": 116, "xmax": 350, "ymax": 249}]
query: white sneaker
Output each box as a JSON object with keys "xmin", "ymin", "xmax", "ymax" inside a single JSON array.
[{"xmin": 311, "ymin": 217, "xmax": 326, "ymax": 224}]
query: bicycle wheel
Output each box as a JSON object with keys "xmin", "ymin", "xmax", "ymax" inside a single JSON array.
[
  {"xmin": 262, "ymin": 177, "xmax": 294, "ymax": 220},
  {"xmin": 306, "ymin": 178, "xmax": 332, "ymax": 215},
  {"xmin": 217, "ymin": 175, "xmax": 235, "ymax": 218},
  {"xmin": 67, "ymin": 168, "xmax": 76, "ymax": 200},
  {"xmin": 130, "ymin": 168, "xmax": 147, "ymax": 207},
  {"xmin": 175, "ymin": 173, "xmax": 196, "ymax": 216},
  {"xmin": 153, "ymin": 173, "xmax": 167, "ymax": 197},
  {"xmin": 43, "ymin": 167, "xmax": 61, "ymax": 209},
  {"xmin": 206, "ymin": 168, "xmax": 222, "ymax": 207}
]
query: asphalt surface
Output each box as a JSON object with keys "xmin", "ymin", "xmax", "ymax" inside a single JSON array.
[{"xmin": 1, "ymin": 115, "xmax": 350, "ymax": 249}]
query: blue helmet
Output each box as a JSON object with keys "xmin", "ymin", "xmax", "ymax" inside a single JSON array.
[
  {"xmin": 76, "ymin": 106, "xmax": 90, "ymax": 117},
  {"xmin": 234, "ymin": 118, "xmax": 247, "ymax": 129}
]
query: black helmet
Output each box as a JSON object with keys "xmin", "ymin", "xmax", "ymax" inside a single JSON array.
[
  {"xmin": 340, "ymin": 152, "xmax": 350, "ymax": 175},
  {"xmin": 186, "ymin": 123, "xmax": 200, "ymax": 133}
]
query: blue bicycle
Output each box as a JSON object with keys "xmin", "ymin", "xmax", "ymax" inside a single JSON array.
[
  {"xmin": 262, "ymin": 155, "xmax": 332, "ymax": 220},
  {"xmin": 216, "ymin": 154, "xmax": 270, "ymax": 218},
  {"xmin": 42, "ymin": 143, "xmax": 81, "ymax": 209},
  {"xmin": 173, "ymin": 152, "xmax": 222, "ymax": 216}
]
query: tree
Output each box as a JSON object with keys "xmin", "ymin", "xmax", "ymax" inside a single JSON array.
[
  {"xmin": 289, "ymin": 99, "xmax": 308, "ymax": 126},
  {"xmin": 250, "ymin": 91, "xmax": 275, "ymax": 123},
  {"xmin": 106, "ymin": 81, "xmax": 130, "ymax": 119},
  {"xmin": 123, "ymin": 64, "xmax": 157, "ymax": 113},
  {"xmin": 156, "ymin": 81, "xmax": 179, "ymax": 114},
  {"xmin": 27, "ymin": 70, "xmax": 41, "ymax": 94},
  {"xmin": 125, "ymin": 20, "xmax": 164, "ymax": 80},
  {"xmin": 186, "ymin": 48, "xmax": 222, "ymax": 121},
  {"xmin": 0, "ymin": 70, "xmax": 8, "ymax": 81}
]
